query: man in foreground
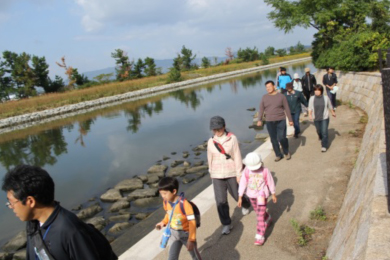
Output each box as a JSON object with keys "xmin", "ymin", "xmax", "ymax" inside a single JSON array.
[{"xmin": 2, "ymin": 164, "xmax": 117, "ymax": 260}]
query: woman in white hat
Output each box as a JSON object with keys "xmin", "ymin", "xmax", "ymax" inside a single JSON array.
[{"xmin": 238, "ymin": 152, "xmax": 277, "ymax": 246}]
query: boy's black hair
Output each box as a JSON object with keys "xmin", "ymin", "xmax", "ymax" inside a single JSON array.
[
  {"xmin": 158, "ymin": 177, "xmax": 179, "ymax": 193},
  {"xmin": 2, "ymin": 165, "xmax": 55, "ymax": 206},
  {"xmin": 265, "ymin": 80, "xmax": 275, "ymax": 86}
]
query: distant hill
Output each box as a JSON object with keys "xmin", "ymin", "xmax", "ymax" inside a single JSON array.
[{"xmin": 82, "ymin": 57, "xmax": 225, "ymax": 80}]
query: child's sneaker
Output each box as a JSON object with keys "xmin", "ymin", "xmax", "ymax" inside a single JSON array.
[
  {"xmin": 254, "ymin": 235, "xmax": 265, "ymax": 246},
  {"xmin": 221, "ymin": 225, "xmax": 233, "ymax": 235},
  {"xmin": 242, "ymin": 207, "xmax": 250, "ymax": 216}
]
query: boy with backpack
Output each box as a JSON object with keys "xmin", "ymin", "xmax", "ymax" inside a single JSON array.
[{"xmin": 155, "ymin": 177, "xmax": 202, "ymax": 260}]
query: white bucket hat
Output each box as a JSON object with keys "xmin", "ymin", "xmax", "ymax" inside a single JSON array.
[
  {"xmin": 243, "ymin": 152, "xmax": 262, "ymax": 171},
  {"xmin": 294, "ymin": 73, "xmax": 300, "ymax": 79}
]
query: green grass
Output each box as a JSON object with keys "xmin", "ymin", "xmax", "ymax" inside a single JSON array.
[
  {"xmin": 310, "ymin": 206, "xmax": 327, "ymax": 221},
  {"xmin": 290, "ymin": 218, "xmax": 315, "ymax": 246}
]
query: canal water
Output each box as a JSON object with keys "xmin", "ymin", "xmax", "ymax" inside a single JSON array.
[{"xmin": 0, "ymin": 61, "xmax": 314, "ymax": 246}]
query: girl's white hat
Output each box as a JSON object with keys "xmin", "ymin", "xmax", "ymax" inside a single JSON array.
[
  {"xmin": 294, "ymin": 73, "xmax": 300, "ymax": 79},
  {"xmin": 243, "ymin": 152, "xmax": 262, "ymax": 171}
]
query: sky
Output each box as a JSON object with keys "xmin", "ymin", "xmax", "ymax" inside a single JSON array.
[{"xmin": 0, "ymin": 0, "xmax": 316, "ymax": 77}]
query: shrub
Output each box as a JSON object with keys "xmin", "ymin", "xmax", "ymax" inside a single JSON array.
[{"xmin": 166, "ymin": 68, "xmax": 182, "ymax": 83}]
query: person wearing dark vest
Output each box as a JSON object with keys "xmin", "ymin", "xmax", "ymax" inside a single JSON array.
[
  {"xmin": 284, "ymin": 82, "xmax": 308, "ymax": 138},
  {"xmin": 301, "ymin": 67, "xmax": 317, "ymax": 101},
  {"xmin": 308, "ymin": 85, "xmax": 336, "ymax": 152},
  {"xmin": 2, "ymin": 165, "xmax": 117, "ymax": 260},
  {"xmin": 322, "ymin": 66, "xmax": 338, "ymax": 110},
  {"xmin": 257, "ymin": 80, "xmax": 294, "ymax": 161}
]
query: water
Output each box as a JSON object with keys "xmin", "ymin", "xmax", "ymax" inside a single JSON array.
[{"xmin": 0, "ymin": 61, "xmax": 315, "ymax": 246}]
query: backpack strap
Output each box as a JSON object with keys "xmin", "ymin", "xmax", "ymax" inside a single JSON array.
[{"xmin": 213, "ymin": 136, "xmax": 231, "ymax": 160}]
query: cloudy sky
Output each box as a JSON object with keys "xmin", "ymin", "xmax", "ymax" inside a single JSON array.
[{"xmin": 0, "ymin": 0, "xmax": 315, "ymax": 77}]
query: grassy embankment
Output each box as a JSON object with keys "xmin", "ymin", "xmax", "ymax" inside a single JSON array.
[{"xmin": 0, "ymin": 53, "xmax": 310, "ymax": 120}]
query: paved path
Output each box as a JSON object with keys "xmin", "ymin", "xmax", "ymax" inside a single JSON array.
[{"xmin": 120, "ymin": 105, "xmax": 362, "ymax": 260}]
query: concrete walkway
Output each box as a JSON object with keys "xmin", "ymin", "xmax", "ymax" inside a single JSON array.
[{"xmin": 119, "ymin": 105, "xmax": 362, "ymax": 260}]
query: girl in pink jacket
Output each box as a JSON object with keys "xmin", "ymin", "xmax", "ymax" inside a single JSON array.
[{"xmin": 238, "ymin": 152, "xmax": 277, "ymax": 246}]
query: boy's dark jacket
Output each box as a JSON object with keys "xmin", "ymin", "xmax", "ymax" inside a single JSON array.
[
  {"xmin": 26, "ymin": 202, "xmax": 117, "ymax": 260},
  {"xmin": 284, "ymin": 90, "xmax": 308, "ymax": 113}
]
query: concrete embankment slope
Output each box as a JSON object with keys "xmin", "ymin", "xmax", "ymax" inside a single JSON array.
[
  {"xmin": 315, "ymin": 70, "xmax": 389, "ymax": 260},
  {"xmin": 0, "ymin": 57, "xmax": 311, "ymax": 134}
]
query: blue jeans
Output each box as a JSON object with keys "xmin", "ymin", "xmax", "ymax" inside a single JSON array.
[
  {"xmin": 266, "ymin": 120, "xmax": 289, "ymax": 157},
  {"xmin": 314, "ymin": 118, "xmax": 330, "ymax": 148},
  {"xmin": 291, "ymin": 113, "xmax": 300, "ymax": 136},
  {"xmin": 326, "ymin": 88, "xmax": 337, "ymax": 108}
]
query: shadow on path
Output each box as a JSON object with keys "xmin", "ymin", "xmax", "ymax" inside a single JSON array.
[{"xmin": 198, "ymin": 207, "xmax": 244, "ymax": 259}]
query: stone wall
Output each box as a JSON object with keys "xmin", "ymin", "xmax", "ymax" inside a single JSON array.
[{"xmin": 315, "ymin": 70, "xmax": 389, "ymax": 260}]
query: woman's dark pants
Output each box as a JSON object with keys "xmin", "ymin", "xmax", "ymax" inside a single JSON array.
[{"xmin": 314, "ymin": 118, "xmax": 330, "ymax": 148}]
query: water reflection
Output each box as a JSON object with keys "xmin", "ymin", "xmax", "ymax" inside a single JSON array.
[
  {"xmin": 169, "ymin": 90, "xmax": 202, "ymax": 110},
  {"xmin": 124, "ymin": 100, "xmax": 163, "ymax": 133},
  {"xmin": 0, "ymin": 128, "xmax": 68, "ymax": 170}
]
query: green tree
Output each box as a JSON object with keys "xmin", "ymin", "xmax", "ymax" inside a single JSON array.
[
  {"xmin": 237, "ymin": 47, "xmax": 260, "ymax": 62},
  {"xmin": 167, "ymin": 68, "xmax": 182, "ymax": 83},
  {"xmin": 264, "ymin": 46, "xmax": 275, "ymax": 56},
  {"xmin": 31, "ymin": 56, "xmax": 50, "ymax": 91},
  {"xmin": 132, "ymin": 58, "xmax": 145, "ymax": 78},
  {"xmin": 260, "ymin": 53, "xmax": 270, "ymax": 65},
  {"xmin": 0, "ymin": 57, "xmax": 13, "ymax": 101},
  {"xmin": 71, "ymin": 68, "xmax": 90, "ymax": 86},
  {"xmin": 264, "ymin": 0, "xmax": 390, "ymax": 70},
  {"xmin": 180, "ymin": 45, "xmax": 196, "ymax": 70},
  {"xmin": 275, "ymin": 48, "xmax": 287, "ymax": 57},
  {"xmin": 45, "ymin": 75, "xmax": 64, "ymax": 93},
  {"xmin": 201, "ymin": 57, "xmax": 211, "ymax": 68},
  {"xmin": 172, "ymin": 54, "xmax": 182, "ymax": 71},
  {"xmin": 289, "ymin": 46, "xmax": 296, "ymax": 55},
  {"xmin": 111, "ymin": 49, "xmax": 133, "ymax": 81},
  {"xmin": 93, "ymin": 73, "xmax": 113, "ymax": 84},
  {"xmin": 144, "ymin": 57, "xmax": 157, "ymax": 76},
  {"xmin": 295, "ymin": 41, "xmax": 305, "ymax": 53}
]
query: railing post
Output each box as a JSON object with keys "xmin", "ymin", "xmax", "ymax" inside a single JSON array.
[{"xmin": 381, "ymin": 66, "xmax": 390, "ymax": 213}]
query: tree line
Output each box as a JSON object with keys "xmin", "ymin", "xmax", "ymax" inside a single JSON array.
[{"xmin": 0, "ymin": 42, "xmax": 306, "ymax": 101}]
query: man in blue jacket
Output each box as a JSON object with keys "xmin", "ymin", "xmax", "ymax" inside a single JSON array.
[
  {"xmin": 2, "ymin": 165, "xmax": 117, "ymax": 260},
  {"xmin": 284, "ymin": 82, "xmax": 308, "ymax": 138},
  {"xmin": 277, "ymin": 67, "xmax": 292, "ymax": 93}
]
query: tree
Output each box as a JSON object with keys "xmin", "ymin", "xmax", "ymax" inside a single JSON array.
[
  {"xmin": 264, "ymin": 0, "xmax": 390, "ymax": 70},
  {"xmin": 0, "ymin": 57, "xmax": 13, "ymax": 101},
  {"xmin": 56, "ymin": 56, "xmax": 76, "ymax": 89},
  {"xmin": 144, "ymin": 57, "xmax": 157, "ymax": 77},
  {"xmin": 201, "ymin": 57, "xmax": 211, "ymax": 68},
  {"xmin": 93, "ymin": 73, "xmax": 113, "ymax": 84},
  {"xmin": 172, "ymin": 54, "xmax": 182, "ymax": 71},
  {"xmin": 260, "ymin": 53, "xmax": 270, "ymax": 65},
  {"xmin": 225, "ymin": 47, "xmax": 234, "ymax": 61},
  {"xmin": 289, "ymin": 46, "xmax": 296, "ymax": 55},
  {"xmin": 180, "ymin": 46, "xmax": 196, "ymax": 71},
  {"xmin": 167, "ymin": 68, "xmax": 182, "ymax": 83},
  {"xmin": 275, "ymin": 48, "xmax": 287, "ymax": 57},
  {"xmin": 45, "ymin": 75, "xmax": 64, "ymax": 93},
  {"xmin": 264, "ymin": 46, "xmax": 275, "ymax": 56},
  {"xmin": 237, "ymin": 47, "xmax": 260, "ymax": 62},
  {"xmin": 111, "ymin": 49, "xmax": 133, "ymax": 81},
  {"xmin": 71, "ymin": 68, "xmax": 90, "ymax": 86},
  {"xmin": 31, "ymin": 56, "xmax": 50, "ymax": 91},
  {"xmin": 295, "ymin": 41, "xmax": 305, "ymax": 53},
  {"xmin": 132, "ymin": 58, "xmax": 145, "ymax": 78}
]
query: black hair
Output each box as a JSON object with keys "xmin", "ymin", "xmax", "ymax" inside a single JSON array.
[
  {"xmin": 265, "ymin": 80, "xmax": 275, "ymax": 86},
  {"xmin": 313, "ymin": 84, "xmax": 324, "ymax": 95},
  {"xmin": 158, "ymin": 177, "xmax": 179, "ymax": 193},
  {"xmin": 326, "ymin": 66, "xmax": 335, "ymax": 71},
  {"xmin": 286, "ymin": 82, "xmax": 293, "ymax": 89},
  {"xmin": 2, "ymin": 165, "xmax": 55, "ymax": 206},
  {"xmin": 280, "ymin": 67, "xmax": 286, "ymax": 71}
]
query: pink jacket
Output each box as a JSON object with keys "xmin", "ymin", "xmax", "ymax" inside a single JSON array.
[
  {"xmin": 238, "ymin": 167, "xmax": 276, "ymax": 199},
  {"xmin": 207, "ymin": 132, "xmax": 243, "ymax": 179}
]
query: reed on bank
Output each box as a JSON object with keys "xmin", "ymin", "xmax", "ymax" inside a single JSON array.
[{"xmin": 0, "ymin": 53, "xmax": 310, "ymax": 120}]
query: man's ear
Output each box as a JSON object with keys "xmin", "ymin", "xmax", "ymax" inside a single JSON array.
[
  {"xmin": 26, "ymin": 196, "xmax": 36, "ymax": 208},
  {"xmin": 173, "ymin": 189, "xmax": 177, "ymax": 195}
]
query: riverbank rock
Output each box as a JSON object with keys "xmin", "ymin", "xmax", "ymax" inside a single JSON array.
[
  {"xmin": 12, "ymin": 250, "xmax": 26, "ymax": 260},
  {"xmin": 186, "ymin": 165, "xmax": 209, "ymax": 174},
  {"xmin": 86, "ymin": 216, "xmax": 107, "ymax": 231},
  {"xmin": 167, "ymin": 167, "xmax": 187, "ymax": 177},
  {"xmin": 108, "ymin": 213, "xmax": 131, "ymax": 222},
  {"xmin": 1, "ymin": 231, "xmax": 26, "ymax": 252},
  {"xmin": 247, "ymin": 107, "xmax": 256, "ymax": 111},
  {"xmin": 127, "ymin": 188, "xmax": 158, "ymax": 201},
  {"xmin": 72, "ymin": 204, "xmax": 82, "ymax": 211},
  {"xmin": 135, "ymin": 213, "xmax": 150, "ymax": 220},
  {"xmin": 146, "ymin": 174, "xmax": 159, "ymax": 184},
  {"xmin": 182, "ymin": 152, "xmax": 189, "ymax": 158},
  {"xmin": 136, "ymin": 174, "xmax": 148, "ymax": 182},
  {"xmin": 192, "ymin": 143, "xmax": 207, "ymax": 151},
  {"xmin": 76, "ymin": 205, "xmax": 103, "ymax": 220},
  {"xmin": 183, "ymin": 161, "xmax": 191, "ymax": 167},
  {"xmin": 0, "ymin": 252, "xmax": 11, "ymax": 260},
  {"xmin": 171, "ymin": 160, "xmax": 184, "ymax": 167},
  {"xmin": 133, "ymin": 197, "xmax": 162, "ymax": 208},
  {"xmin": 193, "ymin": 161, "xmax": 204, "ymax": 167},
  {"xmin": 182, "ymin": 176, "xmax": 197, "ymax": 184},
  {"xmin": 195, "ymin": 171, "xmax": 207, "ymax": 177},
  {"xmin": 109, "ymin": 199, "xmax": 130, "ymax": 212},
  {"xmin": 194, "ymin": 151, "xmax": 201, "ymax": 156},
  {"xmin": 114, "ymin": 178, "xmax": 143, "ymax": 192},
  {"xmin": 147, "ymin": 165, "xmax": 167, "ymax": 173},
  {"xmin": 162, "ymin": 156, "xmax": 170, "ymax": 161},
  {"xmin": 100, "ymin": 189, "xmax": 122, "ymax": 202},
  {"xmin": 108, "ymin": 223, "xmax": 132, "ymax": 234},
  {"xmin": 255, "ymin": 133, "xmax": 269, "ymax": 140}
]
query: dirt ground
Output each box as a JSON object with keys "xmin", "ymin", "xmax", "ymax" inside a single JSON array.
[{"xmin": 154, "ymin": 105, "xmax": 365, "ymax": 260}]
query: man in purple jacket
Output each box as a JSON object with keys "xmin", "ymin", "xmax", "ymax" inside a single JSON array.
[{"xmin": 257, "ymin": 80, "xmax": 294, "ymax": 161}]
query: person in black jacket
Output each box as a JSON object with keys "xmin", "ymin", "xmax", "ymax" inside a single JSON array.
[
  {"xmin": 301, "ymin": 67, "xmax": 317, "ymax": 102},
  {"xmin": 2, "ymin": 165, "xmax": 117, "ymax": 260},
  {"xmin": 322, "ymin": 67, "xmax": 338, "ymax": 110},
  {"xmin": 284, "ymin": 83, "xmax": 308, "ymax": 138}
]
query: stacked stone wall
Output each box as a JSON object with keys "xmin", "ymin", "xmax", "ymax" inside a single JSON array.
[{"xmin": 315, "ymin": 70, "xmax": 389, "ymax": 260}]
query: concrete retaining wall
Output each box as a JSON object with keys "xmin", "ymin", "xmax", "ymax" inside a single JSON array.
[{"xmin": 315, "ymin": 70, "xmax": 389, "ymax": 260}]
